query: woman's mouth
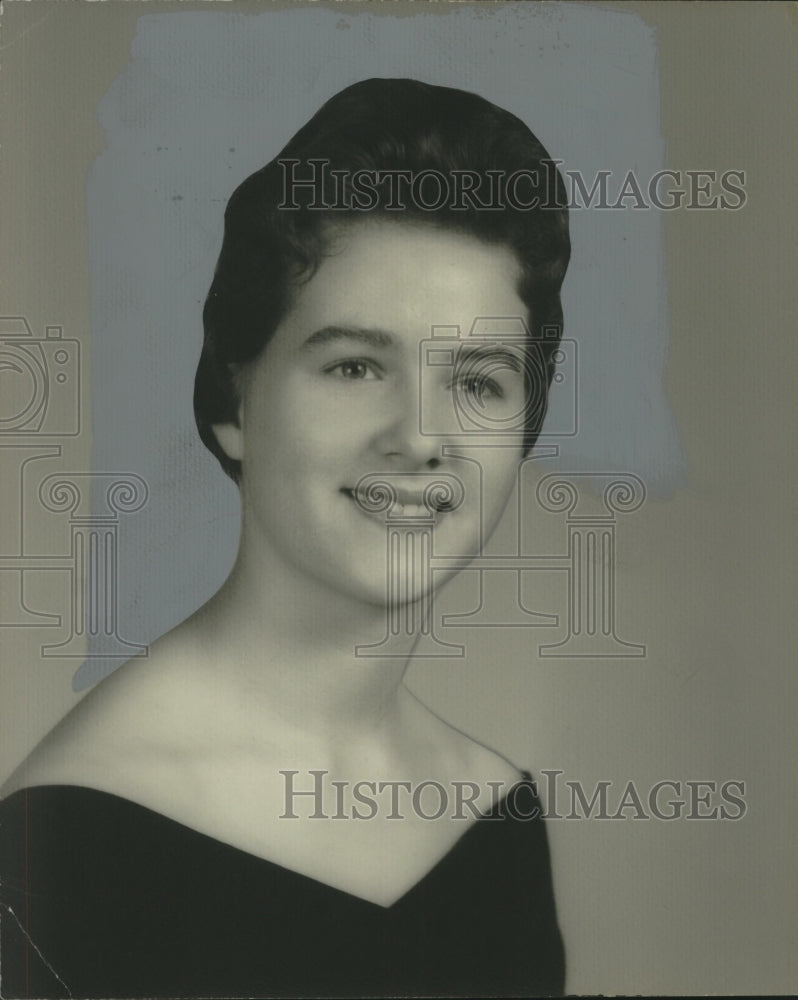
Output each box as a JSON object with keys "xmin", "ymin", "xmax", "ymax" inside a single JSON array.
[{"xmin": 341, "ymin": 487, "xmax": 452, "ymax": 520}]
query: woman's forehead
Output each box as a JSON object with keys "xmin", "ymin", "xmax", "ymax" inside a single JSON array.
[{"xmin": 275, "ymin": 220, "xmax": 526, "ymax": 344}]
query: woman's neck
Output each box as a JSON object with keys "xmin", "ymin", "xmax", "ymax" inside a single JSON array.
[{"xmin": 188, "ymin": 533, "xmax": 421, "ymax": 746}]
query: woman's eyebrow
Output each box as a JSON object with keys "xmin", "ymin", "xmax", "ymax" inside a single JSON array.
[{"xmin": 301, "ymin": 325, "xmax": 395, "ymax": 351}]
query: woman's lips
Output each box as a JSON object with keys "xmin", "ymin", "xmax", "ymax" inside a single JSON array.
[{"xmin": 341, "ymin": 487, "xmax": 450, "ymax": 518}]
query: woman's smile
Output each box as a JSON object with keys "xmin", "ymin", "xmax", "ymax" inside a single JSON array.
[{"xmin": 342, "ymin": 487, "xmax": 439, "ymax": 522}]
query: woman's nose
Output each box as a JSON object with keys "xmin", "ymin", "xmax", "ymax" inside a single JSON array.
[{"xmin": 374, "ymin": 383, "xmax": 446, "ymax": 470}]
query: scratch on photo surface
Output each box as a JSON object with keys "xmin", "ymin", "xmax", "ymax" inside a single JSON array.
[
  {"xmin": 0, "ymin": 900, "xmax": 73, "ymax": 997},
  {"xmin": 0, "ymin": 7, "xmax": 56, "ymax": 54}
]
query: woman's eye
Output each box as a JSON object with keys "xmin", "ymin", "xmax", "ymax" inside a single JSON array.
[
  {"xmin": 454, "ymin": 375, "xmax": 505, "ymax": 403},
  {"xmin": 324, "ymin": 359, "xmax": 381, "ymax": 380}
]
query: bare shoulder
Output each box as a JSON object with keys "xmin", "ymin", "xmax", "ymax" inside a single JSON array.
[{"xmin": 0, "ymin": 620, "xmax": 208, "ymax": 800}]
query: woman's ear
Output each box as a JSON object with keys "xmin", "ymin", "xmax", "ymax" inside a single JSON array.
[
  {"xmin": 212, "ymin": 421, "xmax": 244, "ymax": 461},
  {"xmin": 212, "ymin": 399, "xmax": 244, "ymax": 461},
  {"xmin": 212, "ymin": 364, "xmax": 245, "ymax": 460}
]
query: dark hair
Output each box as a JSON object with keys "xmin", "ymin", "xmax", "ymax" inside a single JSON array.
[{"xmin": 195, "ymin": 78, "xmax": 571, "ymax": 481}]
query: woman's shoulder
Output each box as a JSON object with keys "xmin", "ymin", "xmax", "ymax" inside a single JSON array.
[{"xmin": 0, "ymin": 623, "xmax": 209, "ymax": 802}]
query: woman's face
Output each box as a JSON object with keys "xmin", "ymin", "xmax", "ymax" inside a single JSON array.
[{"xmin": 216, "ymin": 220, "xmax": 530, "ymax": 606}]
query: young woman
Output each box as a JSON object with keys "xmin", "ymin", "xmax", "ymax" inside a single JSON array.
[{"xmin": 1, "ymin": 79, "xmax": 570, "ymax": 998}]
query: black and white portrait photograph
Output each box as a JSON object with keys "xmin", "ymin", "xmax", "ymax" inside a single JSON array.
[{"xmin": 0, "ymin": 2, "xmax": 795, "ymax": 997}]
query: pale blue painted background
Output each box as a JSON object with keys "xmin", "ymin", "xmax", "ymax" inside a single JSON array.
[{"xmin": 81, "ymin": 2, "xmax": 684, "ymax": 685}]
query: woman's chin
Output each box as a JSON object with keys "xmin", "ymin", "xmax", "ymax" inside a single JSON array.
[{"xmin": 318, "ymin": 563, "xmax": 443, "ymax": 614}]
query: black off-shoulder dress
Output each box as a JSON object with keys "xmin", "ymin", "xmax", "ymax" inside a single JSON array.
[{"xmin": 0, "ymin": 774, "xmax": 565, "ymax": 998}]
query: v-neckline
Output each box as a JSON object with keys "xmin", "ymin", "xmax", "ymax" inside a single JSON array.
[
  {"xmin": 246, "ymin": 778, "xmax": 530, "ymax": 911},
  {"xmin": 10, "ymin": 773, "xmax": 534, "ymax": 910}
]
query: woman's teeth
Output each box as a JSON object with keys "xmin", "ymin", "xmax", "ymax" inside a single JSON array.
[
  {"xmin": 391, "ymin": 502, "xmax": 431, "ymax": 518},
  {"xmin": 344, "ymin": 489, "xmax": 445, "ymax": 518}
]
